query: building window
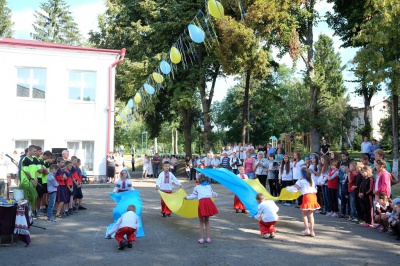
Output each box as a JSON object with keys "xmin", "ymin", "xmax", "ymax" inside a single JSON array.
[
  {"xmin": 68, "ymin": 71, "xmax": 96, "ymax": 101},
  {"xmin": 16, "ymin": 68, "xmax": 46, "ymax": 99},
  {"xmin": 67, "ymin": 141, "xmax": 94, "ymax": 171},
  {"xmin": 15, "ymin": 139, "xmax": 45, "ymax": 152}
]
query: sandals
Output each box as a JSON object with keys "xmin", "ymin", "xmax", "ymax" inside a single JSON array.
[
  {"xmin": 206, "ymin": 238, "xmax": 212, "ymax": 244},
  {"xmin": 198, "ymin": 239, "xmax": 204, "ymax": 244},
  {"xmin": 301, "ymin": 229, "xmax": 311, "ymax": 236}
]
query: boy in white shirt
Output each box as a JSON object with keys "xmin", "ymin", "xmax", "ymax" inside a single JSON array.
[
  {"xmin": 156, "ymin": 162, "xmax": 182, "ymax": 217},
  {"xmin": 107, "ymin": 204, "xmax": 139, "ymax": 250},
  {"xmin": 254, "ymin": 193, "xmax": 279, "ymax": 239}
]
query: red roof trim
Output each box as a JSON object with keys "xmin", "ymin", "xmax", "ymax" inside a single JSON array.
[{"xmin": 0, "ymin": 38, "xmax": 121, "ymax": 54}]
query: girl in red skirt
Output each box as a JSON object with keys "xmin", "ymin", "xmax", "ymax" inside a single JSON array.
[
  {"xmin": 287, "ymin": 167, "xmax": 320, "ymax": 237},
  {"xmin": 235, "ymin": 166, "xmax": 248, "ymax": 213},
  {"xmin": 185, "ymin": 174, "xmax": 218, "ymax": 244}
]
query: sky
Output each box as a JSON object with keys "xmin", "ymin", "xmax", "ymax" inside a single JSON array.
[{"xmin": 7, "ymin": 0, "xmax": 387, "ymax": 106}]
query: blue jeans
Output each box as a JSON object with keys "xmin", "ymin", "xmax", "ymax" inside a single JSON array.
[
  {"xmin": 47, "ymin": 191, "xmax": 57, "ymax": 220},
  {"xmin": 153, "ymin": 165, "xmax": 160, "ymax": 178},
  {"xmin": 245, "ymin": 172, "xmax": 255, "ymax": 179},
  {"xmin": 322, "ymin": 185, "xmax": 331, "ymax": 212},
  {"xmin": 349, "ymin": 192, "xmax": 357, "ymax": 218}
]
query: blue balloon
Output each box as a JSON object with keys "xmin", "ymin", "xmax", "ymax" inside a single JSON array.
[
  {"xmin": 120, "ymin": 112, "xmax": 126, "ymax": 119},
  {"xmin": 160, "ymin": 60, "xmax": 171, "ymax": 74},
  {"xmin": 188, "ymin": 24, "xmax": 205, "ymax": 43},
  {"xmin": 144, "ymin": 83, "xmax": 155, "ymax": 95},
  {"xmin": 127, "ymin": 99, "xmax": 134, "ymax": 108}
]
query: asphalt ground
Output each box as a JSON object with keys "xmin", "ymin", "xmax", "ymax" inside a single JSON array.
[{"xmin": 1, "ymin": 172, "xmax": 399, "ymax": 266}]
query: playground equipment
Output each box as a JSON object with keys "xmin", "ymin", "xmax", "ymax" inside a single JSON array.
[{"xmin": 280, "ymin": 133, "xmax": 311, "ymax": 155}]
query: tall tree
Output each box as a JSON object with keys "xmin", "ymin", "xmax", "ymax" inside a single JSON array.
[
  {"xmin": 326, "ymin": 0, "xmax": 377, "ymax": 138},
  {"xmin": 216, "ymin": 0, "xmax": 299, "ymax": 145},
  {"xmin": 89, "ymin": 0, "xmax": 218, "ymax": 155},
  {"xmin": 354, "ymin": 0, "xmax": 400, "ymax": 174},
  {"xmin": 31, "ymin": 0, "xmax": 81, "ymax": 45},
  {"xmin": 0, "ymin": 0, "xmax": 13, "ymax": 37}
]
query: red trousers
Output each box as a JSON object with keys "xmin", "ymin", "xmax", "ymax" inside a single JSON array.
[
  {"xmin": 115, "ymin": 227, "xmax": 136, "ymax": 245},
  {"xmin": 259, "ymin": 220, "xmax": 277, "ymax": 235},
  {"xmin": 233, "ymin": 195, "xmax": 246, "ymax": 210},
  {"xmin": 161, "ymin": 190, "xmax": 172, "ymax": 214}
]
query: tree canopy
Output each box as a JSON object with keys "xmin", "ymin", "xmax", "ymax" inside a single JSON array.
[
  {"xmin": 31, "ymin": 0, "xmax": 81, "ymax": 45},
  {"xmin": 0, "ymin": 0, "xmax": 13, "ymax": 38}
]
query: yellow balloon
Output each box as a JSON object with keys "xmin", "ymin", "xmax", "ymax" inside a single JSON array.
[
  {"xmin": 134, "ymin": 93, "xmax": 141, "ymax": 103},
  {"xmin": 170, "ymin": 46, "xmax": 181, "ymax": 64},
  {"xmin": 152, "ymin": 72, "xmax": 164, "ymax": 84},
  {"xmin": 116, "ymin": 115, "xmax": 121, "ymax": 122},
  {"xmin": 208, "ymin": 0, "xmax": 224, "ymax": 19}
]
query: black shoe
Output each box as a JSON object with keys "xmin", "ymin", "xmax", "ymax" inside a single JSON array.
[
  {"xmin": 78, "ymin": 206, "xmax": 87, "ymax": 210},
  {"xmin": 235, "ymin": 210, "xmax": 239, "ymax": 213},
  {"xmin": 127, "ymin": 242, "xmax": 133, "ymax": 248},
  {"xmin": 73, "ymin": 207, "xmax": 77, "ymax": 211},
  {"xmin": 118, "ymin": 241, "xmax": 127, "ymax": 250},
  {"xmin": 242, "ymin": 210, "xmax": 247, "ymax": 214},
  {"xmin": 162, "ymin": 213, "xmax": 166, "ymax": 217}
]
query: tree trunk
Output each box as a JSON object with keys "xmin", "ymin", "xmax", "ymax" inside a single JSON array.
[
  {"xmin": 175, "ymin": 129, "xmax": 178, "ymax": 155},
  {"xmin": 363, "ymin": 85, "xmax": 373, "ymax": 138},
  {"xmin": 181, "ymin": 107, "xmax": 193, "ymax": 157},
  {"xmin": 154, "ymin": 138, "xmax": 158, "ymax": 154},
  {"xmin": 198, "ymin": 49, "xmax": 219, "ymax": 154},
  {"xmin": 241, "ymin": 69, "xmax": 251, "ymax": 145},
  {"xmin": 171, "ymin": 129, "xmax": 174, "ymax": 154},
  {"xmin": 392, "ymin": 92, "xmax": 399, "ymax": 175}
]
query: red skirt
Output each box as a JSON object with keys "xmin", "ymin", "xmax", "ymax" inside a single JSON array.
[
  {"xmin": 233, "ymin": 195, "xmax": 246, "ymax": 210},
  {"xmin": 259, "ymin": 221, "xmax": 277, "ymax": 235},
  {"xmin": 198, "ymin": 198, "xmax": 218, "ymax": 218},
  {"xmin": 300, "ymin": 193, "xmax": 320, "ymax": 211},
  {"xmin": 160, "ymin": 190, "xmax": 172, "ymax": 214}
]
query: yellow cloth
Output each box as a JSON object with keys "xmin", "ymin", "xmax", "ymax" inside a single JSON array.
[
  {"xmin": 158, "ymin": 188, "xmax": 215, "ymax": 219},
  {"xmin": 278, "ymin": 187, "xmax": 302, "ymax": 201},
  {"xmin": 244, "ymin": 179, "xmax": 279, "ymax": 201}
]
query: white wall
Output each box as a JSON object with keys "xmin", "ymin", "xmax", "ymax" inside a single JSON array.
[{"xmin": 0, "ymin": 45, "xmax": 118, "ymax": 175}]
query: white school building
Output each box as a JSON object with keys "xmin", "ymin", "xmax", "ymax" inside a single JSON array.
[{"xmin": 0, "ymin": 38, "xmax": 125, "ymax": 177}]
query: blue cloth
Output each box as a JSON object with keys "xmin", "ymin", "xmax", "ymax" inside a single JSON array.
[
  {"xmin": 105, "ymin": 190, "xmax": 145, "ymax": 238},
  {"xmin": 196, "ymin": 168, "xmax": 258, "ymax": 216}
]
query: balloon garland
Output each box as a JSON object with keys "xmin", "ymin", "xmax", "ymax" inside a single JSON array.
[{"xmin": 116, "ymin": 0, "xmax": 246, "ymax": 123}]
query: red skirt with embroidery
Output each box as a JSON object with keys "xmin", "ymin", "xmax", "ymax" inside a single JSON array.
[
  {"xmin": 233, "ymin": 195, "xmax": 246, "ymax": 210},
  {"xmin": 198, "ymin": 198, "xmax": 218, "ymax": 218},
  {"xmin": 160, "ymin": 190, "xmax": 172, "ymax": 214},
  {"xmin": 300, "ymin": 193, "xmax": 320, "ymax": 211}
]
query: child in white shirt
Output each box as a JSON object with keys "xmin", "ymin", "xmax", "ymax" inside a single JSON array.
[
  {"xmin": 254, "ymin": 193, "xmax": 279, "ymax": 239},
  {"xmin": 107, "ymin": 205, "xmax": 139, "ymax": 250}
]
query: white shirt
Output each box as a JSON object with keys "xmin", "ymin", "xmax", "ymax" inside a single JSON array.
[
  {"xmin": 279, "ymin": 163, "xmax": 293, "ymax": 181},
  {"xmin": 186, "ymin": 184, "xmax": 217, "ymax": 200},
  {"xmin": 254, "ymin": 200, "xmax": 279, "ymax": 222},
  {"xmin": 156, "ymin": 171, "xmax": 181, "ymax": 191},
  {"xmin": 287, "ymin": 179, "xmax": 317, "ymax": 195},
  {"xmin": 237, "ymin": 173, "xmax": 248, "ymax": 179},
  {"xmin": 211, "ymin": 158, "xmax": 220, "ymax": 168},
  {"xmin": 230, "ymin": 157, "xmax": 241, "ymax": 169},
  {"xmin": 113, "ymin": 179, "xmax": 134, "ymax": 193},
  {"xmin": 292, "ymin": 159, "xmax": 306, "ymax": 180},
  {"xmin": 361, "ymin": 141, "xmax": 372, "ymax": 153},
  {"xmin": 309, "ymin": 164, "xmax": 319, "ymax": 185},
  {"xmin": 108, "ymin": 211, "xmax": 139, "ymax": 235}
]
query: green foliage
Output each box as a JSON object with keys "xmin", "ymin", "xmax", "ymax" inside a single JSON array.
[
  {"xmin": 326, "ymin": 0, "xmax": 370, "ymax": 48},
  {"xmin": 0, "ymin": 0, "xmax": 13, "ymax": 37},
  {"xmin": 31, "ymin": 0, "xmax": 82, "ymax": 45},
  {"xmin": 378, "ymin": 97, "xmax": 400, "ymax": 151},
  {"xmin": 18, "ymin": 182, "xmax": 38, "ymax": 209}
]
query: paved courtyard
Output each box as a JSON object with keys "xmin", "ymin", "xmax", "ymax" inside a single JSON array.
[{"xmin": 1, "ymin": 173, "xmax": 399, "ymax": 265}]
